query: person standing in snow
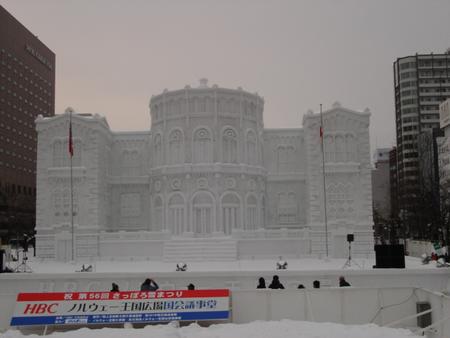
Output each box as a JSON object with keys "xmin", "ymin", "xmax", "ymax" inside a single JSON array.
[
  {"xmin": 257, "ymin": 277, "xmax": 266, "ymax": 289},
  {"xmin": 140, "ymin": 278, "xmax": 159, "ymax": 291},
  {"xmin": 110, "ymin": 282, "xmax": 120, "ymax": 292},
  {"xmin": 268, "ymin": 275, "xmax": 285, "ymax": 289},
  {"xmin": 339, "ymin": 276, "xmax": 351, "ymax": 287}
]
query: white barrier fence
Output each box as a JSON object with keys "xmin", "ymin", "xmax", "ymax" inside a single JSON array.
[
  {"xmin": 1, "ymin": 266, "xmax": 450, "ymax": 335},
  {"xmin": 2, "ymin": 286, "xmax": 450, "ymax": 337},
  {"xmin": 234, "ymin": 287, "xmax": 450, "ymax": 337}
]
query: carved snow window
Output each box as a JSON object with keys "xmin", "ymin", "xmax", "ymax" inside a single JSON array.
[
  {"xmin": 346, "ymin": 134, "xmax": 357, "ymax": 162},
  {"xmin": 199, "ymin": 97, "xmax": 206, "ymax": 113},
  {"xmin": 153, "ymin": 196, "xmax": 163, "ymax": 231},
  {"xmin": 168, "ymin": 193, "xmax": 185, "ymax": 235},
  {"xmin": 261, "ymin": 196, "xmax": 266, "ymax": 228},
  {"xmin": 120, "ymin": 193, "xmax": 141, "ymax": 217},
  {"xmin": 233, "ymin": 100, "xmax": 240, "ymax": 114},
  {"xmin": 53, "ymin": 139, "xmax": 81, "ymax": 167},
  {"xmin": 168, "ymin": 130, "xmax": 184, "ymax": 164},
  {"xmin": 121, "ymin": 150, "xmax": 140, "ymax": 176},
  {"xmin": 223, "ymin": 128, "xmax": 238, "ymax": 163},
  {"xmin": 218, "ymin": 98, "xmax": 225, "ymax": 113},
  {"xmin": 153, "ymin": 104, "xmax": 159, "ymax": 120},
  {"xmin": 335, "ymin": 135, "xmax": 345, "ymax": 162},
  {"xmin": 153, "ymin": 134, "xmax": 163, "ymax": 167},
  {"xmin": 53, "ymin": 189, "xmax": 61, "ymax": 222},
  {"xmin": 205, "ymin": 97, "xmax": 213, "ymax": 112},
  {"xmin": 277, "ymin": 145, "xmax": 295, "ymax": 172},
  {"xmin": 245, "ymin": 195, "xmax": 257, "ymax": 230},
  {"xmin": 327, "ymin": 183, "xmax": 354, "ymax": 219},
  {"xmin": 222, "ymin": 193, "xmax": 240, "ymax": 234},
  {"xmin": 53, "ymin": 188, "xmax": 77, "ymax": 223},
  {"xmin": 193, "ymin": 128, "xmax": 213, "ymax": 163},
  {"xmin": 193, "ymin": 192, "xmax": 214, "ymax": 234},
  {"xmin": 246, "ymin": 130, "xmax": 257, "ymax": 165},
  {"xmin": 242, "ymin": 101, "xmax": 248, "ymax": 115},
  {"xmin": 277, "ymin": 192, "xmax": 297, "ymax": 224},
  {"xmin": 249, "ymin": 102, "xmax": 256, "ymax": 118},
  {"xmin": 52, "ymin": 140, "xmax": 63, "ymax": 167},
  {"xmin": 324, "ymin": 136, "xmax": 334, "ymax": 162}
]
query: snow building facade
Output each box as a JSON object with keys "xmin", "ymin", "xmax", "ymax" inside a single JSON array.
[{"xmin": 35, "ymin": 80, "xmax": 374, "ymax": 261}]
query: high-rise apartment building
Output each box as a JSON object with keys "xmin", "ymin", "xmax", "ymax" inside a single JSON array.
[
  {"xmin": 0, "ymin": 5, "xmax": 55, "ymax": 239},
  {"xmin": 372, "ymin": 148, "xmax": 392, "ymax": 240},
  {"xmin": 393, "ymin": 51, "xmax": 450, "ymax": 236},
  {"xmin": 389, "ymin": 147, "xmax": 398, "ymax": 218},
  {"xmin": 372, "ymin": 148, "xmax": 392, "ymax": 220}
]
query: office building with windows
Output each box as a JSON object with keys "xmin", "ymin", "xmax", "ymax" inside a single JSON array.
[
  {"xmin": 393, "ymin": 51, "xmax": 450, "ymax": 235},
  {"xmin": 0, "ymin": 5, "xmax": 55, "ymax": 238}
]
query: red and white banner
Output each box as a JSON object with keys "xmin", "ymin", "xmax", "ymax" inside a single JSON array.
[{"xmin": 11, "ymin": 289, "xmax": 230, "ymax": 326}]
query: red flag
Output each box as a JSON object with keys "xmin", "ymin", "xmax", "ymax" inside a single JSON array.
[
  {"xmin": 320, "ymin": 125, "xmax": 323, "ymax": 139},
  {"xmin": 69, "ymin": 119, "xmax": 73, "ymax": 157}
]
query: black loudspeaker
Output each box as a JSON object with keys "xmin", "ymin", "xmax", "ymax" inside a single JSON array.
[
  {"xmin": 374, "ymin": 244, "xmax": 405, "ymax": 268},
  {"xmin": 347, "ymin": 234, "xmax": 354, "ymax": 242}
]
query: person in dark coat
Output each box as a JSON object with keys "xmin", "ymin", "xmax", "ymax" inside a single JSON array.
[
  {"xmin": 313, "ymin": 280, "xmax": 320, "ymax": 289},
  {"xmin": 339, "ymin": 276, "xmax": 351, "ymax": 287},
  {"xmin": 268, "ymin": 275, "xmax": 285, "ymax": 289},
  {"xmin": 140, "ymin": 278, "xmax": 159, "ymax": 291},
  {"xmin": 110, "ymin": 283, "xmax": 120, "ymax": 292},
  {"xmin": 257, "ymin": 277, "xmax": 266, "ymax": 289}
]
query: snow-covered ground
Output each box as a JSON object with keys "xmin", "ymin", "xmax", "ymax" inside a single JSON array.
[
  {"xmin": 14, "ymin": 255, "xmax": 435, "ymax": 274},
  {"xmin": 0, "ymin": 320, "xmax": 420, "ymax": 338}
]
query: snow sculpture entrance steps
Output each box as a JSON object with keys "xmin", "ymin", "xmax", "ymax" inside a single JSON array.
[{"xmin": 163, "ymin": 238, "xmax": 237, "ymax": 262}]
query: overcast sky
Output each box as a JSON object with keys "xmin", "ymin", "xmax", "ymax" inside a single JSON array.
[{"xmin": 2, "ymin": 0, "xmax": 450, "ymax": 153}]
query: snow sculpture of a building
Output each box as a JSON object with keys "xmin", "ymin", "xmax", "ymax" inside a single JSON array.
[{"xmin": 35, "ymin": 80, "xmax": 374, "ymax": 261}]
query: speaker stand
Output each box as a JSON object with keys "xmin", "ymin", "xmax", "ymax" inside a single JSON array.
[
  {"xmin": 342, "ymin": 242, "xmax": 361, "ymax": 269},
  {"xmin": 14, "ymin": 251, "xmax": 33, "ymax": 273}
]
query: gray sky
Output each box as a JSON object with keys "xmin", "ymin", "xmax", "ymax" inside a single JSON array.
[{"xmin": 3, "ymin": 0, "xmax": 450, "ymax": 153}]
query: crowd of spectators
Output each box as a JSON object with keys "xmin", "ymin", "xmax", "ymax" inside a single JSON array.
[
  {"xmin": 256, "ymin": 276, "xmax": 351, "ymax": 289},
  {"xmin": 109, "ymin": 275, "xmax": 352, "ymax": 293}
]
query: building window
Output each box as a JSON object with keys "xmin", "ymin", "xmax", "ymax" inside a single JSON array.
[
  {"xmin": 121, "ymin": 150, "xmax": 140, "ymax": 176},
  {"xmin": 53, "ymin": 138, "xmax": 82, "ymax": 167},
  {"xmin": 222, "ymin": 128, "xmax": 238, "ymax": 163},
  {"xmin": 120, "ymin": 193, "xmax": 141, "ymax": 217},
  {"xmin": 246, "ymin": 130, "xmax": 257, "ymax": 165},
  {"xmin": 168, "ymin": 129, "xmax": 184, "ymax": 164},
  {"xmin": 152, "ymin": 196, "xmax": 163, "ymax": 231},
  {"xmin": 277, "ymin": 192, "xmax": 297, "ymax": 224},
  {"xmin": 245, "ymin": 195, "xmax": 257, "ymax": 230},
  {"xmin": 153, "ymin": 134, "xmax": 163, "ymax": 167},
  {"xmin": 168, "ymin": 193, "xmax": 185, "ymax": 235},
  {"xmin": 277, "ymin": 145, "xmax": 295, "ymax": 172},
  {"xmin": 193, "ymin": 192, "xmax": 214, "ymax": 234},
  {"xmin": 193, "ymin": 128, "xmax": 213, "ymax": 163},
  {"xmin": 221, "ymin": 193, "xmax": 240, "ymax": 234}
]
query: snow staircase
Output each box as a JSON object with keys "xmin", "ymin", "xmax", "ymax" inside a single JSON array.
[{"xmin": 163, "ymin": 238, "xmax": 237, "ymax": 262}]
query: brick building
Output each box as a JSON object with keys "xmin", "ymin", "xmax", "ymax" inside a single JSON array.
[{"xmin": 0, "ymin": 5, "xmax": 55, "ymax": 240}]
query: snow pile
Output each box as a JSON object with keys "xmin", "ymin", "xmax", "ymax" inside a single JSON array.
[{"xmin": 0, "ymin": 320, "xmax": 419, "ymax": 338}]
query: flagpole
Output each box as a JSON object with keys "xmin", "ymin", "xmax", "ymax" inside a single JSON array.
[
  {"xmin": 319, "ymin": 104, "xmax": 329, "ymax": 257},
  {"xmin": 69, "ymin": 110, "xmax": 74, "ymax": 261}
]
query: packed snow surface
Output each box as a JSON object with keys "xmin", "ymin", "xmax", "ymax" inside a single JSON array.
[
  {"xmin": 0, "ymin": 320, "xmax": 419, "ymax": 338},
  {"xmin": 15, "ymin": 255, "xmax": 433, "ymax": 274}
]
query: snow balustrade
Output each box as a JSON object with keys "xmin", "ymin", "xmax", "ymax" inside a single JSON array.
[{"xmin": 3, "ymin": 287, "xmax": 450, "ymax": 337}]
